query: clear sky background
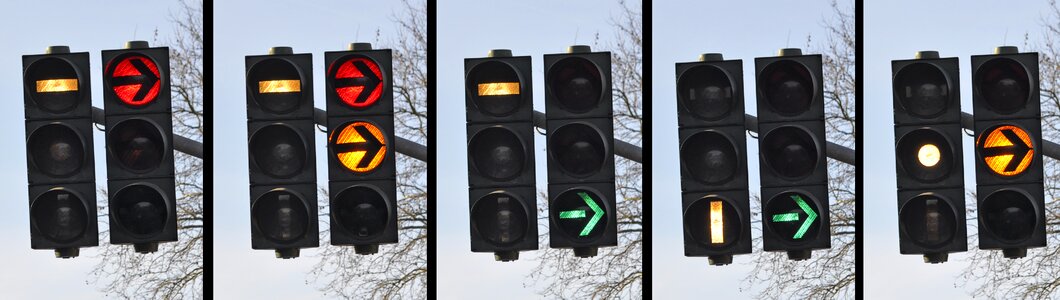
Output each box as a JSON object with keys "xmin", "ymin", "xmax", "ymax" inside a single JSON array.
[
  {"xmin": 864, "ymin": 1, "xmax": 1053, "ymax": 299},
  {"xmin": 651, "ymin": 1, "xmax": 850, "ymax": 299},
  {"xmin": 0, "ymin": 1, "xmax": 187, "ymax": 298},
  {"xmin": 213, "ymin": 0, "xmax": 412, "ymax": 299},
  {"xmin": 436, "ymin": 0, "xmax": 634, "ymax": 299}
]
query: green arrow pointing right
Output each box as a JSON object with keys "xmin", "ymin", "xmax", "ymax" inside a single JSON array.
[{"xmin": 792, "ymin": 195, "xmax": 817, "ymax": 239}]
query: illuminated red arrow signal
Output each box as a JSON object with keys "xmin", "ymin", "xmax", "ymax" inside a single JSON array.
[
  {"xmin": 108, "ymin": 55, "xmax": 160, "ymax": 106},
  {"xmin": 331, "ymin": 57, "xmax": 383, "ymax": 108}
]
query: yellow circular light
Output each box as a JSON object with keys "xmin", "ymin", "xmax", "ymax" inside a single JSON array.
[{"xmin": 917, "ymin": 144, "xmax": 941, "ymax": 167}]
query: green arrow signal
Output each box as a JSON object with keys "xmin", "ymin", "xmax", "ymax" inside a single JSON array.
[
  {"xmin": 770, "ymin": 194, "xmax": 817, "ymax": 239},
  {"xmin": 558, "ymin": 192, "xmax": 605, "ymax": 236}
]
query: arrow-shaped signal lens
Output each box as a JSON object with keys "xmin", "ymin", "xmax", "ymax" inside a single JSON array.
[
  {"xmin": 558, "ymin": 192, "xmax": 604, "ymax": 237},
  {"xmin": 792, "ymin": 195, "xmax": 817, "ymax": 239},
  {"xmin": 36, "ymin": 79, "xmax": 78, "ymax": 93},
  {"xmin": 478, "ymin": 82, "xmax": 519, "ymax": 96},
  {"xmin": 259, "ymin": 80, "xmax": 301, "ymax": 93},
  {"xmin": 710, "ymin": 200, "xmax": 724, "ymax": 244}
]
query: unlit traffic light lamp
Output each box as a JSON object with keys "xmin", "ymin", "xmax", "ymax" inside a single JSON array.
[
  {"xmin": 756, "ymin": 48, "xmax": 830, "ymax": 261},
  {"xmin": 676, "ymin": 53, "xmax": 751, "ymax": 266},
  {"xmin": 246, "ymin": 46, "xmax": 319, "ymax": 258},
  {"xmin": 24, "ymin": 46, "xmax": 99, "ymax": 258},
  {"xmin": 465, "ymin": 49, "xmax": 538, "ymax": 261},
  {"xmin": 971, "ymin": 47, "xmax": 1045, "ymax": 259},
  {"xmin": 325, "ymin": 43, "xmax": 398, "ymax": 254},
  {"xmin": 102, "ymin": 41, "xmax": 177, "ymax": 254},
  {"xmin": 545, "ymin": 45, "xmax": 617, "ymax": 258}
]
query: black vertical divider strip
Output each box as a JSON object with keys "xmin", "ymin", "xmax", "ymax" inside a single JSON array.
[
  {"xmin": 854, "ymin": 0, "xmax": 864, "ymax": 296},
  {"xmin": 426, "ymin": 0, "xmax": 438, "ymax": 298},
  {"xmin": 203, "ymin": 0, "xmax": 214, "ymax": 295},
  {"xmin": 641, "ymin": 0, "xmax": 652, "ymax": 296}
]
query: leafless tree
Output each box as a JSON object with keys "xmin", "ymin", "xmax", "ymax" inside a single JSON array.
[
  {"xmin": 954, "ymin": 1, "xmax": 1060, "ymax": 298},
  {"xmin": 741, "ymin": 1, "xmax": 856, "ymax": 298},
  {"xmin": 527, "ymin": 1, "xmax": 643, "ymax": 299},
  {"xmin": 305, "ymin": 0, "xmax": 428, "ymax": 298},
  {"xmin": 87, "ymin": 0, "xmax": 203, "ymax": 299}
]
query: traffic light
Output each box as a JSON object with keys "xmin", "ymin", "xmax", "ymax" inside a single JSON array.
[
  {"xmin": 246, "ymin": 47, "xmax": 318, "ymax": 258},
  {"xmin": 971, "ymin": 46, "xmax": 1046, "ymax": 258},
  {"xmin": 891, "ymin": 51, "xmax": 967, "ymax": 263},
  {"xmin": 23, "ymin": 46, "xmax": 98, "ymax": 258},
  {"xmin": 676, "ymin": 53, "xmax": 751, "ymax": 266},
  {"xmin": 102, "ymin": 41, "xmax": 176, "ymax": 254},
  {"xmin": 325, "ymin": 43, "xmax": 398, "ymax": 254},
  {"xmin": 545, "ymin": 45, "xmax": 616, "ymax": 258},
  {"xmin": 465, "ymin": 49, "xmax": 538, "ymax": 261},
  {"xmin": 755, "ymin": 48, "xmax": 829, "ymax": 260}
]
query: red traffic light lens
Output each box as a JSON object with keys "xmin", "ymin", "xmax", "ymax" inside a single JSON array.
[
  {"xmin": 678, "ymin": 65, "xmax": 734, "ymax": 121},
  {"xmin": 680, "ymin": 130, "xmax": 738, "ymax": 184},
  {"xmin": 471, "ymin": 192, "xmax": 529, "ymax": 246},
  {"xmin": 253, "ymin": 190, "xmax": 310, "ymax": 243},
  {"xmin": 761, "ymin": 126, "xmax": 819, "ymax": 180},
  {"xmin": 683, "ymin": 196, "xmax": 741, "ymax": 248},
  {"xmin": 894, "ymin": 63, "xmax": 951, "ymax": 118},
  {"xmin": 548, "ymin": 57, "xmax": 603, "ymax": 114},
  {"xmin": 108, "ymin": 118, "xmax": 166, "ymax": 173},
  {"xmin": 332, "ymin": 186, "xmax": 389, "ymax": 240},
  {"xmin": 759, "ymin": 60, "xmax": 814, "ymax": 116},
  {"xmin": 552, "ymin": 188, "xmax": 607, "ymax": 240},
  {"xmin": 106, "ymin": 54, "xmax": 161, "ymax": 107},
  {"xmin": 468, "ymin": 127, "xmax": 526, "ymax": 181},
  {"xmin": 896, "ymin": 128, "xmax": 954, "ymax": 182},
  {"xmin": 980, "ymin": 189, "xmax": 1037, "ymax": 243},
  {"xmin": 25, "ymin": 57, "xmax": 81, "ymax": 113},
  {"xmin": 30, "ymin": 189, "xmax": 88, "ymax": 243},
  {"xmin": 250, "ymin": 124, "xmax": 308, "ymax": 178},
  {"xmin": 28, "ymin": 123, "xmax": 86, "ymax": 178},
  {"xmin": 899, "ymin": 194, "xmax": 958, "ymax": 248},
  {"xmin": 329, "ymin": 55, "xmax": 384, "ymax": 108},
  {"xmin": 247, "ymin": 58, "xmax": 304, "ymax": 114},
  {"xmin": 467, "ymin": 61, "xmax": 523, "ymax": 117},
  {"xmin": 548, "ymin": 123, "xmax": 606, "ymax": 178},
  {"xmin": 111, "ymin": 184, "xmax": 168, "ymax": 237},
  {"xmin": 975, "ymin": 58, "xmax": 1030, "ymax": 115}
]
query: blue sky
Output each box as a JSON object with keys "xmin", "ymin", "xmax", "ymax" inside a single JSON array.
[
  {"xmin": 651, "ymin": 1, "xmax": 850, "ymax": 298},
  {"xmin": 212, "ymin": 0, "xmax": 414, "ymax": 299},
  {"xmin": 436, "ymin": 0, "xmax": 634, "ymax": 299},
  {"xmin": 864, "ymin": 1, "xmax": 1051, "ymax": 298},
  {"xmin": 0, "ymin": 1, "xmax": 187, "ymax": 298}
]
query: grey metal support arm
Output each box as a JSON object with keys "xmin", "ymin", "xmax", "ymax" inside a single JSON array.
[
  {"xmin": 743, "ymin": 114, "xmax": 856, "ymax": 166},
  {"xmin": 960, "ymin": 112, "xmax": 1060, "ymax": 160},
  {"xmin": 532, "ymin": 111, "xmax": 643, "ymax": 163},
  {"xmin": 92, "ymin": 107, "xmax": 203, "ymax": 159},
  {"xmin": 313, "ymin": 108, "xmax": 429, "ymax": 162}
]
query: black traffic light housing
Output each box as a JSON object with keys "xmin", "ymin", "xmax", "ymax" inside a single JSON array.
[
  {"xmin": 325, "ymin": 43, "xmax": 398, "ymax": 254},
  {"xmin": 675, "ymin": 53, "xmax": 752, "ymax": 266},
  {"xmin": 545, "ymin": 45, "xmax": 617, "ymax": 258},
  {"xmin": 246, "ymin": 47, "xmax": 318, "ymax": 258},
  {"xmin": 971, "ymin": 46, "xmax": 1046, "ymax": 258},
  {"xmin": 23, "ymin": 46, "xmax": 98, "ymax": 258},
  {"xmin": 755, "ymin": 48, "xmax": 830, "ymax": 260},
  {"xmin": 102, "ymin": 41, "xmax": 177, "ymax": 254},
  {"xmin": 465, "ymin": 49, "xmax": 538, "ymax": 261},
  {"xmin": 891, "ymin": 51, "xmax": 967, "ymax": 263}
]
